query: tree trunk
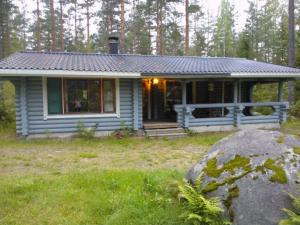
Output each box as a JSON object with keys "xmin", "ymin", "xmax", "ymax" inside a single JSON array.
[
  {"xmin": 288, "ymin": 0, "xmax": 295, "ymax": 104},
  {"xmin": 50, "ymin": 0, "xmax": 56, "ymax": 51},
  {"xmin": 120, "ymin": 0, "xmax": 125, "ymax": 54},
  {"xmin": 74, "ymin": 0, "xmax": 78, "ymax": 49},
  {"xmin": 185, "ymin": 0, "xmax": 189, "ymax": 55},
  {"xmin": 86, "ymin": 0, "xmax": 90, "ymax": 52},
  {"xmin": 156, "ymin": 0, "xmax": 162, "ymax": 55},
  {"xmin": 59, "ymin": 0, "xmax": 64, "ymax": 51},
  {"xmin": 36, "ymin": 0, "xmax": 41, "ymax": 51}
]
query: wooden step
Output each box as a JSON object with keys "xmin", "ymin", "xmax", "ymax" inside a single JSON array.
[
  {"xmin": 143, "ymin": 122, "xmax": 180, "ymax": 130},
  {"xmin": 146, "ymin": 132, "xmax": 188, "ymax": 138},
  {"xmin": 145, "ymin": 128, "xmax": 185, "ymax": 135}
]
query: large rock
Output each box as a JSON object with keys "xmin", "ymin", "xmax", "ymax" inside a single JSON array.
[{"xmin": 187, "ymin": 129, "xmax": 300, "ymax": 225}]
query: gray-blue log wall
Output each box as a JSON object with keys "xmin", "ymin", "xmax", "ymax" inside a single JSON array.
[{"xmin": 12, "ymin": 77, "xmax": 142, "ymax": 136}]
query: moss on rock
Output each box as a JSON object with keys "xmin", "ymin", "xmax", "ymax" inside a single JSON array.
[
  {"xmin": 204, "ymin": 155, "xmax": 251, "ymax": 178},
  {"xmin": 224, "ymin": 185, "xmax": 240, "ymax": 222},
  {"xmin": 203, "ymin": 169, "xmax": 252, "ymax": 193},
  {"xmin": 263, "ymin": 159, "xmax": 287, "ymax": 184},
  {"xmin": 277, "ymin": 135, "xmax": 285, "ymax": 144},
  {"xmin": 293, "ymin": 147, "xmax": 300, "ymax": 155}
]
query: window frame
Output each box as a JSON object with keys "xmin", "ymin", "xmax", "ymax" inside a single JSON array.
[{"xmin": 43, "ymin": 77, "xmax": 120, "ymax": 120}]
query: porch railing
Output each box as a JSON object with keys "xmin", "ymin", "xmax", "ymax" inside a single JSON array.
[{"xmin": 174, "ymin": 102, "xmax": 289, "ymax": 128}]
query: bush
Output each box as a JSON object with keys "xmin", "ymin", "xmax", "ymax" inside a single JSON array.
[
  {"xmin": 113, "ymin": 121, "xmax": 134, "ymax": 139},
  {"xmin": 289, "ymin": 100, "xmax": 300, "ymax": 118},
  {"xmin": 279, "ymin": 175, "xmax": 300, "ymax": 225},
  {"xmin": 0, "ymin": 81, "xmax": 15, "ymax": 123},
  {"xmin": 178, "ymin": 174, "xmax": 230, "ymax": 225},
  {"xmin": 76, "ymin": 121, "xmax": 98, "ymax": 139}
]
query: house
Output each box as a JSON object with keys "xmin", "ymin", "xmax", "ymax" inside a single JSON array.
[{"xmin": 0, "ymin": 38, "xmax": 300, "ymax": 138}]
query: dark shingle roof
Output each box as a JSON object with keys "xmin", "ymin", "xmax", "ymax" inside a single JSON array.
[{"xmin": 0, "ymin": 51, "xmax": 299, "ymax": 76}]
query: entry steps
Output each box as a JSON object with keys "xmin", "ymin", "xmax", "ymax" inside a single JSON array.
[{"xmin": 144, "ymin": 122, "xmax": 187, "ymax": 138}]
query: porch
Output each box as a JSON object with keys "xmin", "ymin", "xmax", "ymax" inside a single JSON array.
[{"xmin": 141, "ymin": 78, "xmax": 289, "ymax": 131}]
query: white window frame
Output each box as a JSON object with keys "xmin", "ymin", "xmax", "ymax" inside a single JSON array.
[{"xmin": 43, "ymin": 77, "xmax": 120, "ymax": 120}]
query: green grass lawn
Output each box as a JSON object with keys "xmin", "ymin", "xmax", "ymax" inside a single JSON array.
[
  {"xmin": 0, "ymin": 170, "xmax": 185, "ymax": 225},
  {"xmin": 0, "ymin": 124, "xmax": 229, "ymax": 225},
  {"xmin": 1, "ymin": 120, "xmax": 299, "ymax": 225}
]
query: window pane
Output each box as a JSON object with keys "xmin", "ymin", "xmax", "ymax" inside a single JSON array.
[
  {"xmin": 103, "ymin": 80, "xmax": 115, "ymax": 113},
  {"xmin": 47, "ymin": 78, "xmax": 62, "ymax": 114},
  {"xmin": 87, "ymin": 80, "xmax": 101, "ymax": 112},
  {"xmin": 64, "ymin": 79, "xmax": 101, "ymax": 113}
]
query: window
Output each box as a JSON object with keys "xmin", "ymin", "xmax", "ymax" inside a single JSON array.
[
  {"xmin": 47, "ymin": 78, "xmax": 62, "ymax": 114},
  {"xmin": 47, "ymin": 78, "xmax": 117, "ymax": 115}
]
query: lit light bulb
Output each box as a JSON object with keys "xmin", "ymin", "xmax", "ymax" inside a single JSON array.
[{"xmin": 153, "ymin": 78, "xmax": 159, "ymax": 85}]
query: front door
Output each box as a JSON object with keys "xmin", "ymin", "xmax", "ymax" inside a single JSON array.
[{"xmin": 142, "ymin": 79, "xmax": 182, "ymax": 122}]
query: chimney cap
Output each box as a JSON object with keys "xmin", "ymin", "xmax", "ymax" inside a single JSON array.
[
  {"xmin": 108, "ymin": 33, "xmax": 119, "ymax": 42},
  {"xmin": 108, "ymin": 33, "xmax": 119, "ymax": 54}
]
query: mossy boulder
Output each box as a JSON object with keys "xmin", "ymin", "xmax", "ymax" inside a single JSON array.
[{"xmin": 187, "ymin": 129, "xmax": 300, "ymax": 225}]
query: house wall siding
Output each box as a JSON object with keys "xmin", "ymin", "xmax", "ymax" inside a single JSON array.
[{"xmin": 13, "ymin": 77, "xmax": 142, "ymax": 136}]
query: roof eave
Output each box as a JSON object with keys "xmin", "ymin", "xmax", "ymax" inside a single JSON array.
[
  {"xmin": 141, "ymin": 72, "xmax": 231, "ymax": 78},
  {"xmin": 0, "ymin": 69, "xmax": 141, "ymax": 78},
  {"xmin": 230, "ymin": 72, "xmax": 300, "ymax": 78}
]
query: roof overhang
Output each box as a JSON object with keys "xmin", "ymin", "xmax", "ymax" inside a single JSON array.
[
  {"xmin": 0, "ymin": 69, "xmax": 141, "ymax": 78},
  {"xmin": 230, "ymin": 72, "xmax": 300, "ymax": 78},
  {"xmin": 0, "ymin": 69, "xmax": 299, "ymax": 79}
]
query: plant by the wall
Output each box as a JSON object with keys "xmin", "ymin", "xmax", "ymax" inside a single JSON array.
[
  {"xmin": 76, "ymin": 121, "xmax": 99, "ymax": 139},
  {"xmin": 178, "ymin": 174, "xmax": 231, "ymax": 225},
  {"xmin": 289, "ymin": 100, "xmax": 300, "ymax": 118},
  {"xmin": 114, "ymin": 121, "xmax": 134, "ymax": 139}
]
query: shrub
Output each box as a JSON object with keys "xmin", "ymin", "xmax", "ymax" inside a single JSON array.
[
  {"xmin": 289, "ymin": 100, "xmax": 300, "ymax": 118},
  {"xmin": 76, "ymin": 121, "xmax": 98, "ymax": 139},
  {"xmin": 113, "ymin": 121, "xmax": 134, "ymax": 139},
  {"xmin": 0, "ymin": 81, "xmax": 15, "ymax": 123},
  {"xmin": 279, "ymin": 176, "xmax": 300, "ymax": 225},
  {"xmin": 178, "ymin": 174, "xmax": 231, "ymax": 225}
]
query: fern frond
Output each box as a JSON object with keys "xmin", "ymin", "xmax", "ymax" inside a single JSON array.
[{"xmin": 178, "ymin": 177, "xmax": 230, "ymax": 225}]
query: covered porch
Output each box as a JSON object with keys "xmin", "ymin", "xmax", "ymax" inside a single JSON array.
[{"xmin": 141, "ymin": 78, "xmax": 289, "ymax": 131}]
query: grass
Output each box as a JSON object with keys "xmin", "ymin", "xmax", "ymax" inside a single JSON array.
[
  {"xmin": 0, "ymin": 123, "xmax": 230, "ymax": 225},
  {"xmin": 1, "ymin": 119, "xmax": 298, "ymax": 224},
  {"xmin": 0, "ymin": 170, "xmax": 185, "ymax": 225},
  {"xmin": 78, "ymin": 152, "xmax": 98, "ymax": 159},
  {"xmin": 281, "ymin": 119, "xmax": 300, "ymax": 136},
  {"xmin": 0, "ymin": 124, "xmax": 229, "ymax": 176}
]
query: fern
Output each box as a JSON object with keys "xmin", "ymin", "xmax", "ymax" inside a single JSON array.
[
  {"xmin": 178, "ymin": 174, "xmax": 231, "ymax": 225},
  {"xmin": 280, "ymin": 175, "xmax": 300, "ymax": 225}
]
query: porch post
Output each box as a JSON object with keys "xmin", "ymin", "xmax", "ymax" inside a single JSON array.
[
  {"xmin": 181, "ymin": 80, "xmax": 187, "ymax": 105},
  {"xmin": 147, "ymin": 80, "xmax": 151, "ymax": 120},
  {"xmin": 278, "ymin": 80, "xmax": 284, "ymax": 102},
  {"xmin": 278, "ymin": 80, "xmax": 285, "ymax": 123},
  {"xmin": 234, "ymin": 80, "xmax": 238, "ymax": 103},
  {"xmin": 181, "ymin": 80, "xmax": 189, "ymax": 128},
  {"xmin": 132, "ymin": 79, "xmax": 139, "ymax": 131},
  {"xmin": 20, "ymin": 77, "xmax": 29, "ymax": 136},
  {"xmin": 234, "ymin": 80, "xmax": 241, "ymax": 127}
]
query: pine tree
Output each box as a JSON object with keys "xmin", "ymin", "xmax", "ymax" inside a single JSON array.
[
  {"xmin": 80, "ymin": 0, "xmax": 95, "ymax": 52},
  {"xmin": 288, "ymin": 0, "xmax": 295, "ymax": 104},
  {"xmin": 36, "ymin": 0, "xmax": 41, "ymax": 50},
  {"xmin": 241, "ymin": 0, "xmax": 259, "ymax": 60},
  {"xmin": 125, "ymin": 1, "xmax": 152, "ymax": 54},
  {"xmin": 212, "ymin": 0, "xmax": 236, "ymax": 57},
  {"xmin": 185, "ymin": 0, "xmax": 189, "ymax": 55},
  {"xmin": 0, "ymin": 0, "xmax": 13, "ymax": 58},
  {"xmin": 50, "ymin": 0, "xmax": 56, "ymax": 51}
]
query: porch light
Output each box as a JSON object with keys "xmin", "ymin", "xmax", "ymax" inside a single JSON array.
[{"xmin": 153, "ymin": 78, "xmax": 159, "ymax": 85}]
